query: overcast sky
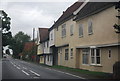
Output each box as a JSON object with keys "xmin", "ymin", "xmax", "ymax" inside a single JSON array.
[{"xmin": 0, "ymin": 1, "xmax": 77, "ymax": 39}]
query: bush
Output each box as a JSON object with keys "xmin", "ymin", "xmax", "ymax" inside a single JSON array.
[{"xmin": 113, "ymin": 61, "xmax": 120, "ymax": 79}]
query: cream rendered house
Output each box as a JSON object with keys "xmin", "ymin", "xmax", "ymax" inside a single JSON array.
[{"xmin": 74, "ymin": 2, "xmax": 120, "ymax": 73}]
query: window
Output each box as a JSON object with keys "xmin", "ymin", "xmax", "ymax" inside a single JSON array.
[
  {"xmin": 70, "ymin": 48, "xmax": 73, "ymax": 59},
  {"xmin": 108, "ymin": 49, "xmax": 111, "ymax": 58},
  {"xmin": 91, "ymin": 48, "xmax": 101, "ymax": 65},
  {"xmin": 79, "ymin": 24, "xmax": 83, "ymax": 37},
  {"xmin": 61, "ymin": 24, "xmax": 66, "ymax": 37},
  {"xmin": 82, "ymin": 48, "xmax": 89, "ymax": 64},
  {"xmin": 91, "ymin": 49, "xmax": 95, "ymax": 64},
  {"xmin": 51, "ymin": 33, "xmax": 53, "ymax": 40},
  {"xmin": 70, "ymin": 25, "xmax": 73, "ymax": 36},
  {"xmin": 88, "ymin": 20, "xmax": 93, "ymax": 35},
  {"xmin": 47, "ymin": 55, "xmax": 49, "ymax": 61},
  {"xmin": 46, "ymin": 41, "xmax": 49, "ymax": 48},
  {"xmin": 43, "ymin": 43, "xmax": 45, "ymax": 48},
  {"xmin": 65, "ymin": 49, "xmax": 69, "ymax": 60}
]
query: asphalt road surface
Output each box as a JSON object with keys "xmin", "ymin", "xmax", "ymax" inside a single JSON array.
[{"xmin": 2, "ymin": 56, "xmax": 85, "ymax": 80}]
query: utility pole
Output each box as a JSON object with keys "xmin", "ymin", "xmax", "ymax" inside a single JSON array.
[{"xmin": 32, "ymin": 28, "xmax": 35, "ymax": 62}]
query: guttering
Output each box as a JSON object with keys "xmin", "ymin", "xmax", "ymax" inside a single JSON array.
[
  {"xmin": 56, "ymin": 44, "xmax": 69, "ymax": 48},
  {"xmin": 76, "ymin": 43, "xmax": 120, "ymax": 48}
]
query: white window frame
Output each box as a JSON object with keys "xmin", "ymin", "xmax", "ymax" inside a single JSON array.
[
  {"xmin": 79, "ymin": 24, "xmax": 83, "ymax": 37},
  {"xmin": 65, "ymin": 48, "xmax": 69, "ymax": 60},
  {"xmin": 90, "ymin": 48, "xmax": 101, "ymax": 66},
  {"xmin": 82, "ymin": 48, "xmax": 89, "ymax": 65},
  {"xmin": 70, "ymin": 25, "xmax": 74, "ymax": 36},
  {"xmin": 70, "ymin": 48, "xmax": 73, "ymax": 59},
  {"xmin": 61, "ymin": 24, "xmax": 66, "ymax": 38},
  {"xmin": 88, "ymin": 20, "xmax": 93, "ymax": 35}
]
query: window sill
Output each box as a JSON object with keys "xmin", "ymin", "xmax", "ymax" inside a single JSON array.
[
  {"xmin": 82, "ymin": 64, "xmax": 90, "ymax": 66},
  {"xmin": 70, "ymin": 34, "xmax": 73, "ymax": 36},
  {"xmin": 88, "ymin": 33, "xmax": 93, "ymax": 35},
  {"xmin": 90, "ymin": 64, "xmax": 102, "ymax": 67},
  {"xmin": 79, "ymin": 35, "xmax": 83, "ymax": 38},
  {"xmin": 61, "ymin": 36, "xmax": 66, "ymax": 38}
]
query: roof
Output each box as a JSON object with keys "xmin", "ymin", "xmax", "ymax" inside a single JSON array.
[
  {"xmin": 38, "ymin": 28, "xmax": 49, "ymax": 43},
  {"xmin": 49, "ymin": 2, "xmax": 83, "ymax": 31},
  {"xmin": 74, "ymin": 2, "xmax": 116, "ymax": 21},
  {"xmin": 24, "ymin": 42, "xmax": 36, "ymax": 51}
]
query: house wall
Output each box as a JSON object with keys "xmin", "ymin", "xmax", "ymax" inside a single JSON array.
[
  {"xmin": 55, "ymin": 18, "xmax": 77, "ymax": 68},
  {"xmin": 75, "ymin": 6, "xmax": 118, "ymax": 47},
  {"xmin": 77, "ymin": 46, "xmax": 118, "ymax": 73},
  {"xmin": 44, "ymin": 41, "xmax": 50, "ymax": 54},
  {"xmin": 45, "ymin": 55, "xmax": 53, "ymax": 66},
  {"xmin": 37, "ymin": 44, "xmax": 44, "ymax": 55},
  {"xmin": 40, "ymin": 56, "xmax": 45, "ymax": 64},
  {"xmin": 75, "ymin": 6, "xmax": 119, "ymax": 73}
]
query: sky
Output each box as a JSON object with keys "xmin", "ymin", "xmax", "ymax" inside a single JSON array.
[{"xmin": 0, "ymin": 1, "xmax": 77, "ymax": 39}]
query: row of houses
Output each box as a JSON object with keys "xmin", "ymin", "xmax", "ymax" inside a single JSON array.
[{"xmin": 36, "ymin": 1, "xmax": 120, "ymax": 73}]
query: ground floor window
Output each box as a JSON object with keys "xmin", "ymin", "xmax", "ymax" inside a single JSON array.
[
  {"xmin": 47, "ymin": 55, "xmax": 49, "ymax": 61},
  {"xmin": 65, "ymin": 49, "xmax": 69, "ymax": 60},
  {"xmin": 91, "ymin": 48, "xmax": 101, "ymax": 65},
  {"xmin": 82, "ymin": 48, "xmax": 89, "ymax": 64}
]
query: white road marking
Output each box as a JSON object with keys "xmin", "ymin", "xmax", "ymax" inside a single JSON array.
[
  {"xmin": 64, "ymin": 72, "xmax": 85, "ymax": 79},
  {"xmin": 29, "ymin": 70, "xmax": 40, "ymax": 77},
  {"xmin": 18, "ymin": 65, "xmax": 20, "ymax": 67},
  {"xmin": 45, "ymin": 68, "xmax": 52, "ymax": 70},
  {"xmin": 23, "ymin": 67, "xmax": 27, "ymax": 70},
  {"xmin": 22, "ymin": 70, "xmax": 29, "ymax": 76},
  {"xmin": 53, "ymin": 69, "xmax": 85, "ymax": 79},
  {"xmin": 13, "ymin": 64, "xmax": 16, "ymax": 67},
  {"xmin": 16, "ymin": 67, "xmax": 20, "ymax": 70}
]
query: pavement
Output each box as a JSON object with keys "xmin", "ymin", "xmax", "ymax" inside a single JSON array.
[{"xmin": 2, "ymin": 56, "xmax": 86, "ymax": 80}]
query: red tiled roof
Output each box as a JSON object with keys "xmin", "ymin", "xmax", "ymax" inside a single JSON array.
[
  {"xmin": 49, "ymin": 2, "xmax": 83, "ymax": 30},
  {"xmin": 24, "ymin": 42, "xmax": 36, "ymax": 51},
  {"xmin": 38, "ymin": 28, "xmax": 49, "ymax": 43}
]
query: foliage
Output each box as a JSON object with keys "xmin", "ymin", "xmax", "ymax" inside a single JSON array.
[
  {"xmin": 0, "ymin": 10, "xmax": 12, "ymax": 51},
  {"xmin": 22, "ymin": 44, "xmax": 37, "ymax": 62},
  {"xmin": 9, "ymin": 31, "xmax": 31, "ymax": 58},
  {"xmin": 113, "ymin": 1, "xmax": 120, "ymax": 33}
]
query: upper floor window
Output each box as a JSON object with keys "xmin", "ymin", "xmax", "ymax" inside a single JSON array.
[
  {"xmin": 88, "ymin": 20, "xmax": 93, "ymax": 35},
  {"xmin": 61, "ymin": 24, "xmax": 66, "ymax": 37},
  {"xmin": 79, "ymin": 24, "xmax": 83, "ymax": 37},
  {"xmin": 70, "ymin": 25, "xmax": 73, "ymax": 36},
  {"xmin": 51, "ymin": 33, "xmax": 53, "ymax": 40}
]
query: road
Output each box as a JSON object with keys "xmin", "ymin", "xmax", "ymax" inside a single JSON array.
[{"xmin": 2, "ymin": 56, "xmax": 85, "ymax": 80}]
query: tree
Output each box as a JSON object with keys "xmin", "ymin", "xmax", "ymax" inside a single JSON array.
[
  {"xmin": 9, "ymin": 31, "xmax": 31, "ymax": 58},
  {"xmin": 113, "ymin": 1, "xmax": 120, "ymax": 33},
  {"xmin": 0, "ymin": 10, "xmax": 12, "ymax": 56}
]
